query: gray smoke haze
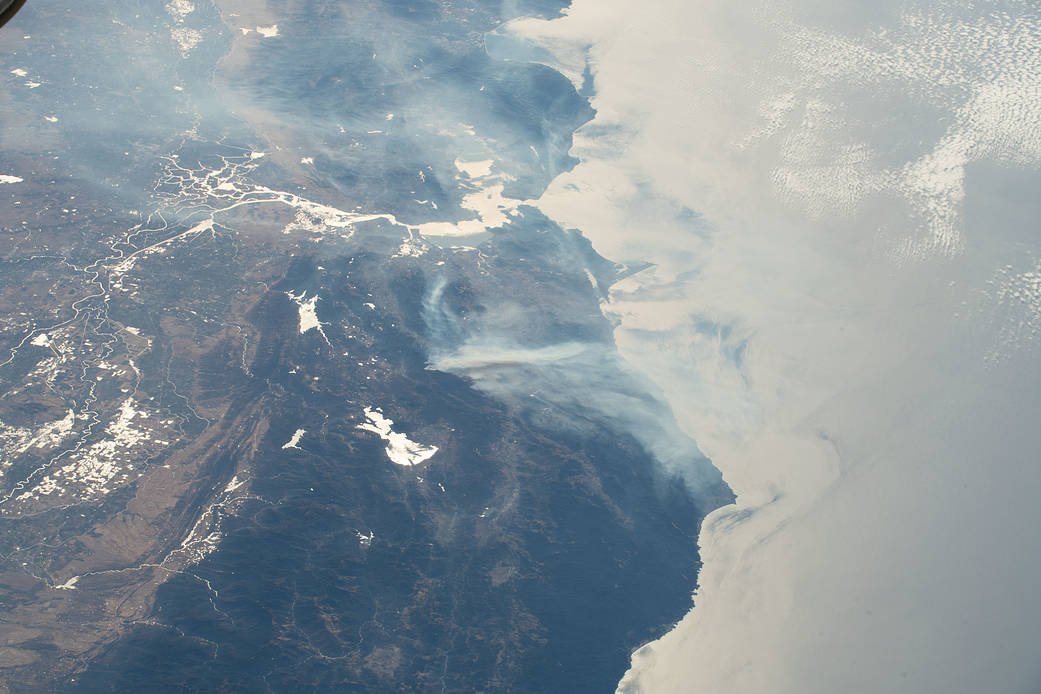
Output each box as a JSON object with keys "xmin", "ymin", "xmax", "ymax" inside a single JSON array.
[
  {"xmin": 2, "ymin": 0, "xmax": 588, "ymax": 237},
  {"xmin": 5, "ymin": 0, "xmax": 1039, "ymax": 690},
  {"xmin": 423, "ymin": 265, "xmax": 726, "ymax": 495}
]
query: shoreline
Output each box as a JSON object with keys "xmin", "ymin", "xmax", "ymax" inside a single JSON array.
[{"xmin": 511, "ymin": 1, "xmax": 1041, "ymax": 692}]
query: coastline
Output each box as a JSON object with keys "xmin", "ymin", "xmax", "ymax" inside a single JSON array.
[{"xmin": 510, "ymin": 1, "xmax": 1041, "ymax": 692}]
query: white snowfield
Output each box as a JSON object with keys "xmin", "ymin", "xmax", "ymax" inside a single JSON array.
[
  {"xmin": 356, "ymin": 407, "xmax": 438, "ymax": 466},
  {"xmin": 285, "ymin": 291, "xmax": 331, "ymax": 345},
  {"xmin": 282, "ymin": 428, "xmax": 306, "ymax": 450},
  {"xmin": 454, "ymin": 158, "xmax": 494, "ymax": 178},
  {"xmin": 408, "ymin": 158, "xmax": 514, "ymax": 237}
]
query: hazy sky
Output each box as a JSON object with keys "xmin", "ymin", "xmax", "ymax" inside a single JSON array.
[{"xmin": 507, "ymin": 0, "xmax": 1041, "ymax": 691}]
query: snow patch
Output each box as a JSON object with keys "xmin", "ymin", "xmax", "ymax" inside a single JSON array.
[
  {"xmin": 17, "ymin": 398, "xmax": 166, "ymax": 503},
  {"xmin": 0, "ymin": 409, "xmax": 78, "ymax": 472},
  {"xmin": 413, "ymin": 182, "xmax": 514, "ymax": 237},
  {"xmin": 356, "ymin": 407, "xmax": 438, "ymax": 466},
  {"xmin": 394, "ymin": 235, "xmax": 428, "ymax": 258},
  {"xmin": 455, "ymin": 158, "xmax": 494, "ymax": 178},
  {"xmin": 404, "ymin": 158, "xmax": 517, "ymax": 237},
  {"xmin": 285, "ymin": 291, "xmax": 330, "ymax": 344},
  {"xmin": 54, "ymin": 576, "xmax": 79, "ymax": 590},
  {"xmin": 170, "ymin": 27, "xmax": 202, "ymax": 57},
  {"xmin": 165, "ymin": 0, "xmax": 194, "ymax": 21},
  {"xmin": 282, "ymin": 428, "xmax": 306, "ymax": 450}
]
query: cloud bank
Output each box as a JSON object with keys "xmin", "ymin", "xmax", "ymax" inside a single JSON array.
[{"xmin": 503, "ymin": 0, "xmax": 1041, "ymax": 692}]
